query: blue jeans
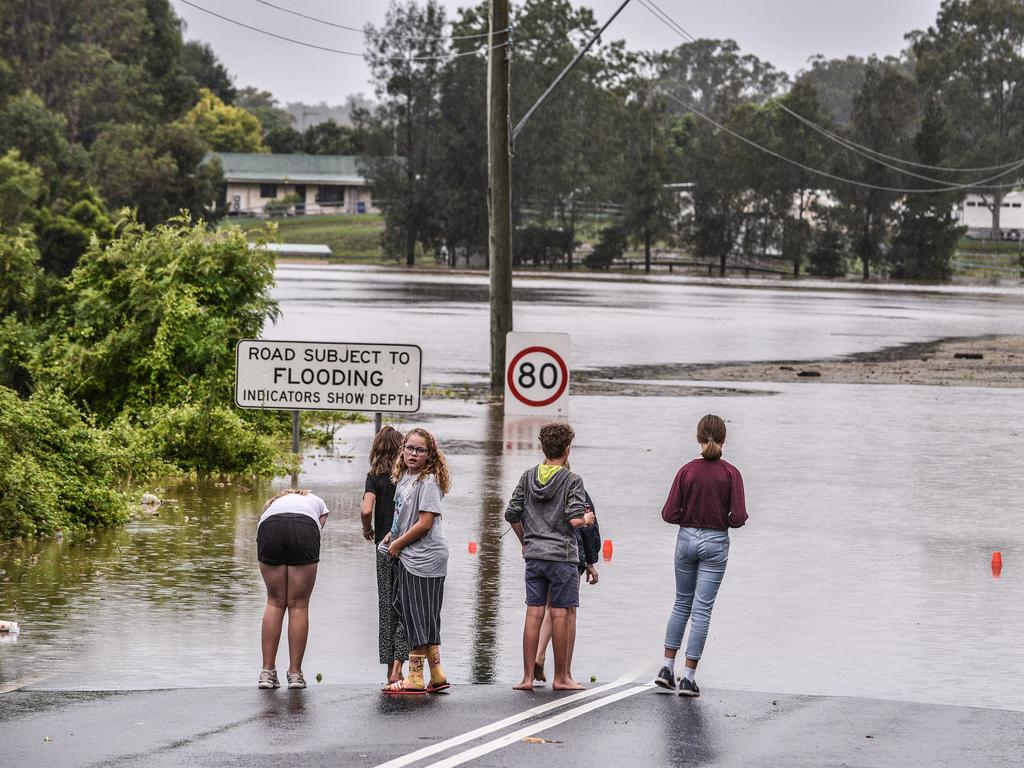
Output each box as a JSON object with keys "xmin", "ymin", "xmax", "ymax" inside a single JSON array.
[{"xmin": 663, "ymin": 527, "xmax": 729, "ymax": 661}]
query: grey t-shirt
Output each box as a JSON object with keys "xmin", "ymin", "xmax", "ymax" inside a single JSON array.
[{"xmin": 378, "ymin": 472, "xmax": 448, "ymax": 578}]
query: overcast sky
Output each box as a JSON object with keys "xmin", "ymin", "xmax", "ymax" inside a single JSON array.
[{"xmin": 170, "ymin": 0, "xmax": 944, "ymax": 105}]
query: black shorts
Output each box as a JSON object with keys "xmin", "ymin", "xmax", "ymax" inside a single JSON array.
[{"xmin": 257, "ymin": 513, "xmax": 321, "ymax": 566}]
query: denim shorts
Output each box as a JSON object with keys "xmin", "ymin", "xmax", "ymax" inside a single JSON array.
[{"xmin": 525, "ymin": 558, "xmax": 579, "ymax": 608}]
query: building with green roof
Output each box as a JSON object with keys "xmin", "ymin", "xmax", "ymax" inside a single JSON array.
[{"xmin": 215, "ymin": 153, "xmax": 378, "ymax": 216}]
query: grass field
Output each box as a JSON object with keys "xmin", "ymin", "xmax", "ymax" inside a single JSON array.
[{"xmin": 230, "ymin": 213, "xmax": 388, "ymax": 263}]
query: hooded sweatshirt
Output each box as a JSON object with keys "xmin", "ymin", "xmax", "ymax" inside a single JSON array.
[{"xmin": 504, "ymin": 464, "xmax": 586, "ymax": 562}]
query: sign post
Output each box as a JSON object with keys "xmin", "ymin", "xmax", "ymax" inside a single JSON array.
[{"xmin": 503, "ymin": 332, "xmax": 570, "ymax": 417}]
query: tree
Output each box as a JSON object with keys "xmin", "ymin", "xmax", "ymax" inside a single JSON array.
[
  {"xmin": 620, "ymin": 88, "xmax": 677, "ymax": 273},
  {"xmin": 831, "ymin": 64, "xmax": 919, "ymax": 280},
  {"xmin": 912, "ymin": 0, "xmax": 1024, "ymax": 239},
  {"xmin": 0, "ymin": 150, "xmax": 43, "ymax": 231},
  {"xmin": 795, "ymin": 56, "xmax": 870, "ymax": 126},
  {"xmin": 0, "ymin": 91, "xmax": 70, "ymax": 185},
  {"xmin": 182, "ymin": 41, "xmax": 237, "ymax": 105},
  {"xmin": 303, "ymin": 119, "xmax": 364, "ymax": 155},
  {"xmin": 362, "ymin": 0, "xmax": 451, "ymax": 265},
  {"xmin": 88, "ymin": 122, "xmax": 223, "ymax": 225},
  {"xmin": 658, "ymin": 39, "xmax": 788, "ymax": 121},
  {"xmin": 236, "ymin": 86, "xmax": 295, "ymax": 137},
  {"xmin": 889, "ymin": 98, "xmax": 964, "ymax": 281},
  {"xmin": 182, "ymin": 88, "xmax": 265, "ymax": 153},
  {"xmin": 39, "ymin": 215, "xmax": 279, "ymax": 421}
]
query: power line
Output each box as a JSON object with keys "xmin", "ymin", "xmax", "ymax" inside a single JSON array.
[
  {"xmin": 775, "ymin": 102, "xmax": 1024, "ymax": 175},
  {"xmin": 253, "ymin": 0, "xmax": 504, "ymax": 42},
  {"xmin": 665, "ymin": 91, "xmax": 1024, "ymax": 195},
  {"xmin": 638, "ymin": 0, "xmax": 696, "ymax": 43},
  {"xmin": 772, "ymin": 102, "xmax": 1024, "ymax": 187},
  {"xmin": 638, "ymin": 0, "xmax": 1024, "ymax": 178},
  {"xmin": 179, "ymin": 0, "xmax": 505, "ymax": 62}
]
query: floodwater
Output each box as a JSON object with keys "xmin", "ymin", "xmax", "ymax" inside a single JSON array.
[{"xmin": 2, "ymin": 266, "xmax": 1023, "ymax": 713}]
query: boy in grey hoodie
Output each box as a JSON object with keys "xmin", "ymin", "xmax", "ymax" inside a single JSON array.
[{"xmin": 506, "ymin": 422, "xmax": 595, "ymax": 691}]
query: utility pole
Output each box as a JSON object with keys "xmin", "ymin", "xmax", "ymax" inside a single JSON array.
[{"xmin": 488, "ymin": 0, "xmax": 513, "ymax": 396}]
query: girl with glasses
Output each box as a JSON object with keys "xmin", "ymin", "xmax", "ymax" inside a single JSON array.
[{"xmin": 379, "ymin": 427, "xmax": 452, "ymax": 694}]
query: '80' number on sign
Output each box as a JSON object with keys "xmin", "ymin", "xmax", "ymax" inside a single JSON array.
[{"xmin": 517, "ymin": 361, "xmax": 559, "ymax": 389}]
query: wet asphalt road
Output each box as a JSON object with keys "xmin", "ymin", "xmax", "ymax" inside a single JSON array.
[{"xmin": 2, "ymin": 682, "xmax": 1022, "ymax": 767}]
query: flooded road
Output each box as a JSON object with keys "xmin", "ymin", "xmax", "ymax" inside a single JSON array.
[{"xmin": 2, "ymin": 267, "xmax": 1023, "ymax": 712}]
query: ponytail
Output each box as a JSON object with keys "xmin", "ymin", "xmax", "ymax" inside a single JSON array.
[{"xmin": 696, "ymin": 414, "xmax": 727, "ymax": 460}]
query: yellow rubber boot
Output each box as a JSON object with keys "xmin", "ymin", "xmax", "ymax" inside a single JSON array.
[
  {"xmin": 426, "ymin": 645, "xmax": 449, "ymax": 692},
  {"xmin": 406, "ymin": 654, "xmax": 425, "ymax": 690}
]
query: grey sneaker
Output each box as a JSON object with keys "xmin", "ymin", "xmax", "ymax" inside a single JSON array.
[
  {"xmin": 287, "ymin": 671, "xmax": 306, "ymax": 689},
  {"xmin": 653, "ymin": 666, "xmax": 676, "ymax": 691},
  {"xmin": 678, "ymin": 678, "xmax": 700, "ymax": 697},
  {"xmin": 258, "ymin": 669, "xmax": 280, "ymax": 689}
]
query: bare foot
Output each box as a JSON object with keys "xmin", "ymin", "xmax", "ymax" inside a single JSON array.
[
  {"xmin": 387, "ymin": 675, "xmax": 404, "ymax": 685},
  {"xmin": 552, "ymin": 677, "xmax": 585, "ymax": 691},
  {"xmin": 533, "ymin": 662, "xmax": 547, "ymax": 683},
  {"xmin": 513, "ymin": 679, "xmax": 534, "ymax": 691}
]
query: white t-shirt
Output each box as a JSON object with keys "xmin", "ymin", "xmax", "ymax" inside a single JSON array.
[{"xmin": 258, "ymin": 492, "xmax": 330, "ymax": 529}]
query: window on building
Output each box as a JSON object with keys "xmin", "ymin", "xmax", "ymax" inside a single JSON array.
[
  {"xmin": 317, "ymin": 185, "xmax": 345, "ymax": 204},
  {"xmin": 1013, "ymin": 203, "xmax": 1022, "ymax": 208},
  {"xmin": 966, "ymin": 202, "xmax": 977, "ymax": 207},
  {"xmin": 260, "ymin": 184, "xmax": 278, "ymax": 198},
  {"xmin": 1002, "ymin": 202, "xmax": 1012, "ymax": 207}
]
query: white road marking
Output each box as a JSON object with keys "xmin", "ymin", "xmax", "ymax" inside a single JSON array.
[
  {"xmin": 373, "ymin": 672, "xmax": 638, "ymax": 768},
  {"xmin": 423, "ymin": 683, "xmax": 654, "ymax": 768}
]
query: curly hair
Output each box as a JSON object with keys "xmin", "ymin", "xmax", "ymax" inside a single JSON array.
[
  {"xmin": 391, "ymin": 427, "xmax": 451, "ymax": 495},
  {"xmin": 539, "ymin": 422, "xmax": 575, "ymax": 460},
  {"xmin": 369, "ymin": 425, "xmax": 404, "ymax": 475}
]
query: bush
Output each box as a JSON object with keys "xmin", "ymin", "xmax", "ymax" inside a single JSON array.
[
  {"xmin": 0, "ymin": 386, "xmax": 134, "ymax": 538},
  {"xmin": 585, "ymin": 225, "xmax": 628, "ymax": 270},
  {"xmin": 808, "ymin": 229, "xmax": 847, "ymax": 278},
  {"xmin": 146, "ymin": 402, "xmax": 290, "ymax": 477}
]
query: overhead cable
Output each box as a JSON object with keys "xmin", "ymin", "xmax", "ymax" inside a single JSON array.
[
  {"xmin": 665, "ymin": 91, "xmax": 1024, "ymax": 195},
  {"xmin": 775, "ymin": 103, "xmax": 1024, "ymax": 174},
  {"xmin": 639, "ymin": 0, "xmax": 1024, "ymax": 178},
  {"xmin": 180, "ymin": 0, "xmax": 504, "ymax": 61},
  {"xmin": 253, "ymin": 0, "xmax": 503, "ymax": 42}
]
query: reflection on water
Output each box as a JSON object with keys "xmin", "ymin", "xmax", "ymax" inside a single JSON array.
[{"xmin": 2, "ymin": 270, "xmax": 1023, "ymax": 713}]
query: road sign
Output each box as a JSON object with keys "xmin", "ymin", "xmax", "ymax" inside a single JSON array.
[
  {"xmin": 504, "ymin": 332, "xmax": 570, "ymax": 416},
  {"xmin": 235, "ymin": 339, "xmax": 421, "ymax": 413}
]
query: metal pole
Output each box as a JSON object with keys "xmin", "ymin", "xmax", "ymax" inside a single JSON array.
[
  {"xmin": 374, "ymin": 412, "xmax": 382, "ymax": 435},
  {"xmin": 291, "ymin": 410, "xmax": 300, "ymax": 453},
  {"xmin": 488, "ymin": 0, "xmax": 513, "ymax": 396},
  {"xmin": 511, "ymin": 0, "xmax": 632, "ymax": 141}
]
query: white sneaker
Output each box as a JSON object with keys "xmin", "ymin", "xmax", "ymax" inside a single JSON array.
[
  {"xmin": 258, "ymin": 669, "xmax": 280, "ymax": 689},
  {"xmin": 287, "ymin": 671, "xmax": 306, "ymax": 689}
]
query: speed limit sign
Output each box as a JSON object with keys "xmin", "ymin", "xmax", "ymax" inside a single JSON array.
[{"xmin": 504, "ymin": 332, "xmax": 570, "ymax": 416}]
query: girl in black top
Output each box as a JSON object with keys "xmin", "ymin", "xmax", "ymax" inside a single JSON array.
[{"xmin": 360, "ymin": 425, "xmax": 408, "ymax": 684}]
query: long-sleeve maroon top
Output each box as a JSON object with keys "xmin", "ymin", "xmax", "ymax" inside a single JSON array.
[{"xmin": 661, "ymin": 458, "xmax": 748, "ymax": 530}]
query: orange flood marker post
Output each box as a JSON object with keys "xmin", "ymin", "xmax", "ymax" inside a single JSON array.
[
  {"xmin": 468, "ymin": 541, "xmax": 478, "ymax": 555},
  {"xmin": 602, "ymin": 539, "xmax": 613, "ymax": 561},
  {"xmin": 992, "ymin": 551, "xmax": 1002, "ymax": 578}
]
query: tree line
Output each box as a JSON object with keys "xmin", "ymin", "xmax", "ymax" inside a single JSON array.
[{"xmin": 354, "ymin": 0, "xmax": 1024, "ymax": 280}]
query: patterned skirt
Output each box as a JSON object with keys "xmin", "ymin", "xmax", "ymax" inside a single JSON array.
[{"xmin": 376, "ymin": 550, "xmax": 409, "ymax": 664}]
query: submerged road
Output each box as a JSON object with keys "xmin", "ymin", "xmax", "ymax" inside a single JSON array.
[{"xmin": 2, "ymin": 680, "xmax": 1021, "ymax": 767}]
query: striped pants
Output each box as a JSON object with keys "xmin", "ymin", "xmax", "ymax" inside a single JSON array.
[
  {"xmin": 395, "ymin": 561, "xmax": 445, "ymax": 649},
  {"xmin": 376, "ymin": 551, "xmax": 409, "ymax": 664}
]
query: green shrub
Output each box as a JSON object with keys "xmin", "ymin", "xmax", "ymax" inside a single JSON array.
[
  {"xmin": 146, "ymin": 402, "xmax": 289, "ymax": 477},
  {"xmin": 0, "ymin": 386, "xmax": 134, "ymax": 538}
]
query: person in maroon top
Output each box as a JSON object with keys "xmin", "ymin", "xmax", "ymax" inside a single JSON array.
[{"xmin": 654, "ymin": 414, "xmax": 748, "ymax": 697}]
